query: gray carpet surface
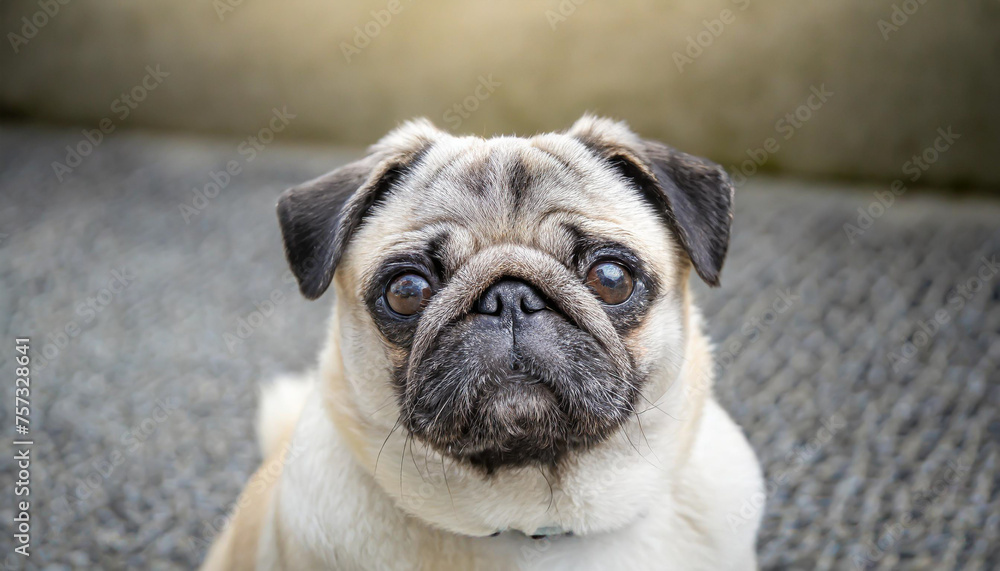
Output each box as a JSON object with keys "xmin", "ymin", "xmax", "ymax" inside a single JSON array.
[{"xmin": 0, "ymin": 125, "xmax": 997, "ymax": 570}]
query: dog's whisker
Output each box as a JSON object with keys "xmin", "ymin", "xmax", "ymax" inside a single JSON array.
[
  {"xmin": 368, "ymin": 395, "xmax": 399, "ymax": 418},
  {"xmin": 441, "ymin": 454, "xmax": 456, "ymax": 512},
  {"xmin": 535, "ymin": 465, "xmax": 556, "ymax": 514},
  {"xmin": 400, "ymin": 432, "xmax": 409, "ymax": 502},
  {"xmin": 374, "ymin": 415, "xmax": 404, "ymax": 482},
  {"xmin": 409, "ymin": 432, "xmax": 429, "ymax": 483},
  {"xmin": 635, "ymin": 390, "xmax": 679, "ymax": 421},
  {"xmin": 630, "ymin": 404, "xmax": 662, "ymax": 466}
]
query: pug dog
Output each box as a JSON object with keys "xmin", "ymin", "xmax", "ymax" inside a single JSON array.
[{"xmin": 202, "ymin": 116, "xmax": 764, "ymax": 570}]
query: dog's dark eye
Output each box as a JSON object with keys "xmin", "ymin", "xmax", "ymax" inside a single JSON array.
[
  {"xmin": 385, "ymin": 273, "xmax": 432, "ymax": 316},
  {"xmin": 586, "ymin": 261, "xmax": 633, "ymax": 305}
]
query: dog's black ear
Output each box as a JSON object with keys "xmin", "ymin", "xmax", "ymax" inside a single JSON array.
[
  {"xmin": 624, "ymin": 140, "xmax": 734, "ymax": 287},
  {"xmin": 569, "ymin": 116, "xmax": 734, "ymax": 287},
  {"xmin": 277, "ymin": 120, "xmax": 439, "ymax": 299}
]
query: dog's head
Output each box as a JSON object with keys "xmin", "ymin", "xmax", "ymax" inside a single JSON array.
[{"xmin": 277, "ymin": 116, "xmax": 732, "ymax": 473}]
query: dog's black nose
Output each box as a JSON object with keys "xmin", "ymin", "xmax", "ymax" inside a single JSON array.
[{"xmin": 475, "ymin": 279, "xmax": 547, "ymax": 317}]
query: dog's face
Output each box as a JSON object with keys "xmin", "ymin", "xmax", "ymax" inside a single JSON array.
[{"xmin": 277, "ymin": 116, "xmax": 732, "ymax": 473}]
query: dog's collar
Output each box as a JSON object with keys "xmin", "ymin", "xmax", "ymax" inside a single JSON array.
[{"xmin": 489, "ymin": 526, "xmax": 573, "ymax": 540}]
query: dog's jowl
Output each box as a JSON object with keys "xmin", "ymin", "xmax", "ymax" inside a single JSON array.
[{"xmin": 203, "ymin": 116, "xmax": 764, "ymax": 570}]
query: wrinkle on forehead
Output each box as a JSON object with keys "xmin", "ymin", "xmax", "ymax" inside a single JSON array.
[{"xmin": 418, "ymin": 146, "xmax": 605, "ymax": 235}]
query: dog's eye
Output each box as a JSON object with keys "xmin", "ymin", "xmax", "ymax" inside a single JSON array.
[
  {"xmin": 586, "ymin": 261, "xmax": 633, "ymax": 305},
  {"xmin": 385, "ymin": 273, "xmax": 432, "ymax": 316}
]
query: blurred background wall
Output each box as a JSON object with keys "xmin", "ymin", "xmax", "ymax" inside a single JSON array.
[{"xmin": 2, "ymin": 0, "xmax": 998, "ymax": 189}]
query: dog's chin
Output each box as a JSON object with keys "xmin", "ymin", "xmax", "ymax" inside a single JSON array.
[
  {"xmin": 406, "ymin": 370, "xmax": 635, "ymax": 473},
  {"xmin": 448, "ymin": 377, "xmax": 564, "ymax": 470}
]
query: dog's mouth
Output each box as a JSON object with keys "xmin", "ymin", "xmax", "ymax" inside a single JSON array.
[
  {"xmin": 455, "ymin": 374, "xmax": 562, "ymax": 458},
  {"xmin": 401, "ymin": 325, "xmax": 641, "ymax": 472},
  {"xmin": 407, "ymin": 371, "xmax": 568, "ymax": 470}
]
